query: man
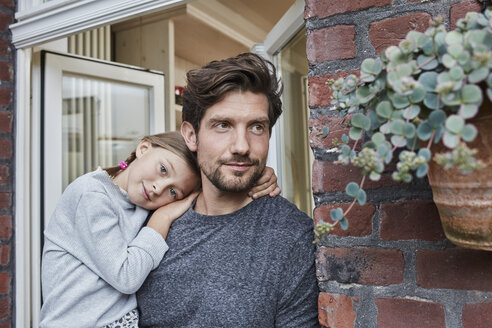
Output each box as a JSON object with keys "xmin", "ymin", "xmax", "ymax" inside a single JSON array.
[{"xmin": 137, "ymin": 53, "xmax": 320, "ymax": 327}]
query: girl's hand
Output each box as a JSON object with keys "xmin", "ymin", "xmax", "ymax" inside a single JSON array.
[
  {"xmin": 146, "ymin": 191, "xmax": 199, "ymax": 239},
  {"xmin": 248, "ymin": 166, "xmax": 281, "ymax": 199}
]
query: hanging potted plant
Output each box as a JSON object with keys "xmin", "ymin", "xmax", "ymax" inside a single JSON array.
[{"xmin": 315, "ymin": 10, "xmax": 492, "ymax": 250}]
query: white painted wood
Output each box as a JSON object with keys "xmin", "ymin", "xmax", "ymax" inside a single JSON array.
[
  {"xmin": 11, "ymin": 0, "xmax": 191, "ymax": 49},
  {"xmin": 263, "ymin": 0, "xmax": 304, "ymax": 56}
]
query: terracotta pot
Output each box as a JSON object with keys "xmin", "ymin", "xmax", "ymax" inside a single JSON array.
[{"xmin": 427, "ymin": 102, "xmax": 492, "ymax": 250}]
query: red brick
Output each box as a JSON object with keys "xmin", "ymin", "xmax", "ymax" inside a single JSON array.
[
  {"xmin": 376, "ymin": 298, "xmax": 445, "ymax": 328},
  {"xmin": 0, "ymin": 194, "xmax": 10, "ymax": 210},
  {"xmin": 463, "ymin": 303, "xmax": 492, "ymax": 328},
  {"xmin": 314, "ymin": 203, "xmax": 375, "ymax": 237},
  {"xmin": 0, "ymin": 273, "xmax": 10, "ymax": 294},
  {"xmin": 0, "ymin": 39, "xmax": 10, "ymax": 57},
  {"xmin": 417, "ymin": 249, "xmax": 492, "ymax": 291},
  {"xmin": 0, "ymin": 12, "xmax": 12, "ymax": 31},
  {"xmin": 0, "ymin": 216, "xmax": 11, "ymax": 240},
  {"xmin": 0, "ymin": 139, "xmax": 11, "ymax": 159},
  {"xmin": 0, "ymin": 246, "xmax": 9, "ymax": 265},
  {"xmin": 307, "ymin": 26, "xmax": 356, "ymax": 64},
  {"xmin": 309, "ymin": 115, "xmax": 356, "ymax": 150},
  {"xmin": 450, "ymin": 1, "xmax": 482, "ymax": 30},
  {"xmin": 308, "ymin": 70, "xmax": 360, "ymax": 108},
  {"xmin": 0, "ymin": 88, "xmax": 11, "ymax": 106},
  {"xmin": 0, "ymin": 297, "xmax": 9, "ymax": 320},
  {"xmin": 312, "ymin": 160, "xmax": 401, "ymax": 193},
  {"xmin": 0, "ymin": 63, "xmax": 11, "ymax": 81},
  {"xmin": 0, "ymin": 165, "xmax": 7, "ymax": 185},
  {"xmin": 0, "ymin": 0, "xmax": 15, "ymax": 9},
  {"xmin": 305, "ymin": 0, "xmax": 391, "ymax": 19},
  {"xmin": 318, "ymin": 293, "xmax": 358, "ymax": 328},
  {"xmin": 0, "ymin": 112, "xmax": 11, "ymax": 133},
  {"xmin": 380, "ymin": 200, "xmax": 446, "ymax": 241},
  {"xmin": 0, "ymin": 321, "xmax": 10, "ymax": 328},
  {"xmin": 317, "ymin": 247, "xmax": 404, "ymax": 285},
  {"xmin": 369, "ymin": 13, "xmax": 431, "ymax": 54}
]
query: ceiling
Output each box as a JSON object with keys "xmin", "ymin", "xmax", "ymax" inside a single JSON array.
[{"xmin": 174, "ymin": 0, "xmax": 296, "ymax": 66}]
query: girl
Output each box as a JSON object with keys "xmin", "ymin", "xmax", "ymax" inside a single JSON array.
[{"xmin": 39, "ymin": 131, "xmax": 280, "ymax": 328}]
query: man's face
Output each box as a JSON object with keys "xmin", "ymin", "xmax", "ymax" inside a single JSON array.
[{"xmin": 183, "ymin": 90, "xmax": 270, "ymax": 193}]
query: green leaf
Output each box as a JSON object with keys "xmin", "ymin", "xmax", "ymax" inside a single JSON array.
[
  {"xmin": 356, "ymin": 86, "xmax": 375, "ymax": 104},
  {"xmin": 376, "ymin": 101, "xmax": 393, "ymax": 119},
  {"xmin": 418, "ymin": 71, "xmax": 438, "ymax": 91},
  {"xmin": 445, "ymin": 31, "xmax": 464, "ymax": 45},
  {"xmin": 461, "ymin": 124, "xmax": 478, "ymax": 142},
  {"xmin": 391, "ymin": 135, "xmax": 406, "ymax": 147},
  {"xmin": 409, "ymin": 86, "xmax": 426, "ymax": 103},
  {"xmin": 449, "ymin": 66, "xmax": 464, "ymax": 81},
  {"xmin": 418, "ymin": 148, "xmax": 431, "ymax": 162},
  {"xmin": 459, "ymin": 104, "xmax": 479, "ymax": 119},
  {"xmin": 461, "ymin": 84, "xmax": 483, "ymax": 104},
  {"xmin": 428, "ymin": 110, "xmax": 447, "ymax": 128},
  {"xmin": 468, "ymin": 67, "xmax": 489, "ymax": 83},
  {"xmin": 369, "ymin": 171, "xmax": 381, "ymax": 181},
  {"xmin": 341, "ymin": 144, "xmax": 351, "ymax": 156},
  {"xmin": 442, "ymin": 54, "xmax": 457, "ymax": 68},
  {"xmin": 443, "ymin": 132, "xmax": 460, "ymax": 148},
  {"xmin": 403, "ymin": 105, "xmax": 421, "ymax": 119},
  {"xmin": 390, "ymin": 119, "xmax": 405, "ymax": 134},
  {"xmin": 349, "ymin": 127, "xmax": 363, "ymax": 140},
  {"xmin": 403, "ymin": 123, "xmax": 416, "ymax": 138},
  {"xmin": 351, "ymin": 113, "xmax": 371, "ymax": 130},
  {"xmin": 487, "ymin": 73, "xmax": 492, "ymax": 88},
  {"xmin": 417, "ymin": 54, "xmax": 438, "ymax": 70},
  {"xmin": 357, "ymin": 189, "xmax": 367, "ymax": 205},
  {"xmin": 361, "ymin": 58, "xmax": 382, "ymax": 75},
  {"xmin": 416, "ymin": 164, "xmax": 429, "ymax": 178},
  {"xmin": 342, "ymin": 134, "xmax": 349, "ymax": 144},
  {"xmin": 346, "ymin": 182, "xmax": 360, "ymax": 197},
  {"xmin": 445, "ymin": 115, "xmax": 465, "ymax": 133},
  {"xmin": 323, "ymin": 126, "xmax": 330, "ymax": 134},
  {"xmin": 417, "ymin": 122, "xmax": 433, "ymax": 140},
  {"xmin": 330, "ymin": 208, "xmax": 344, "ymax": 222},
  {"xmin": 340, "ymin": 217, "xmax": 349, "ymax": 230},
  {"xmin": 390, "ymin": 93, "xmax": 410, "ymax": 108},
  {"xmin": 424, "ymin": 92, "xmax": 439, "ymax": 109},
  {"xmin": 371, "ymin": 132, "xmax": 386, "ymax": 145}
]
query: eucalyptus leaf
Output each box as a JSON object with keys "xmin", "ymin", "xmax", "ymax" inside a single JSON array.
[
  {"xmin": 389, "ymin": 93, "xmax": 410, "ymax": 108},
  {"xmin": 403, "ymin": 105, "xmax": 421, "ymax": 119},
  {"xmin": 340, "ymin": 218, "xmax": 349, "ymax": 230},
  {"xmin": 372, "ymin": 132, "xmax": 386, "ymax": 145},
  {"xmin": 376, "ymin": 101, "xmax": 393, "ymax": 119},
  {"xmin": 461, "ymin": 84, "xmax": 482, "ymax": 104},
  {"xmin": 403, "ymin": 123, "xmax": 416, "ymax": 138},
  {"xmin": 346, "ymin": 182, "xmax": 360, "ymax": 197},
  {"xmin": 357, "ymin": 189, "xmax": 367, "ymax": 205},
  {"xmin": 417, "ymin": 122, "xmax": 433, "ymax": 140},
  {"xmin": 369, "ymin": 171, "xmax": 382, "ymax": 181},
  {"xmin": 424, "ymin": 92, "xmax": 440, "ymax": 109},
  {"xmin": 330, "ymin": 208, "xmax": 344, "ymax": 222},
  {"xmin": 356, "ymin": 86, "xmax": 375, "ymax": 104},
  {"xmin": 443, "ymin": 131, "xmax": 460, "ymax": 148},
  {"xmin": 417, "ymin": 54, "xmax": 438, "ymax": 70},
  {"xmin": 409, "ymin": 86, "xmax": 426, "ymax": 103},
  {"xmin": 445, "ymin": 115, "xmax": 465, "ymax": 133},
  {"xmin": 390, "ymin": 119, "xmax": 405, "ymax": 134},
  {"xmin": 445, "ymin": 31, "xmax": 464, "ymax": 45},
  {"xmin": 351, "ymin": 113, "xmax": 371, "ymax": 130},
  {"xmin": 349, "ymin": 127, "xmax": 363, "ymax": 140},
  {"xmin": 461, "ymin": 124, "xmax": 478, "ymax": 142},
  {"xmin": 416, "ymin": 164, "xmax": 429, "ymax": 178},
  {"xmin": 418, "ymin": 148, "xmax": 431, "ymax": 162},
  {"xmin": 459, "ymin": 104, "xmax": 479, "ymax": 119},
  {"xmin": 342, "ymin": 134, "xmax": 349, "ymax": 144},
  {"xmin": 428, "ymin": 110, "xmax": 447, "ymax": 128},
  {"xmin": 468, "ymin": 67, "xmax": 489, "ymax": 83},
  {"xmin": 418, "ymin": 71, "xmax": 438, "ymax": 91},
  {"xmin": 391, "ymin": 135, "xmax": 406, "ymax": 147}
]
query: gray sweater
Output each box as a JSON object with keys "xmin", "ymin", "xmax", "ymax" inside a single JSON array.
[
  {"xmin": 137, "ymin": 195, "xmax": 320, "ymax": 327},
  {"xmin": 40, "ymin": 168, "xmax": 168, "ymax": 328}
]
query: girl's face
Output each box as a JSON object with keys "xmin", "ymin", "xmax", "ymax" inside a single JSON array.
[{"xmin": 115, "ymin": 140, "xmax": 199, "ymax": 210}]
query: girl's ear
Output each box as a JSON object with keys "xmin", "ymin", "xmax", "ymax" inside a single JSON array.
[
  {"xmin": 181, "ymin": 122, "xmax": 198, "ymax": 152},
  {"xmin": 136, "ymin": 140, "xmax": 152, "ymax": 158}
]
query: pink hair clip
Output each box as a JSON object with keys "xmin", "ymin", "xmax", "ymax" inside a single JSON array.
[{"xmin": 119, "ymin": 161, "xmax": 128, "ymax": 170}]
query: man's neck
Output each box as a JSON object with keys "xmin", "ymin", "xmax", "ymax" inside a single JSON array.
[{"xmin": 194, "ymin": 180, "xmax": 253, "ymax": 216}]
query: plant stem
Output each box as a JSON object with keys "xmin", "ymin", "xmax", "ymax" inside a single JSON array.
[{"xmin": 342, "ymin": 175, "xmax": 367, "ymax": 217}]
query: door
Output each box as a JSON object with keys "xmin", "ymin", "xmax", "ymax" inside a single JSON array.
[{"xmin": 30, "ymin": 50, "xmax": 165, "ymax": 326}]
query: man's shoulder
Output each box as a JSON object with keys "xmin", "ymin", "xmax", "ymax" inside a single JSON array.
[{"xmin": 251, "ymin": 196, "xmax": 314, "ymax": 236}]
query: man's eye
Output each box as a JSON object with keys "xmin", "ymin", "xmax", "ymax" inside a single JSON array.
[
  {"xmin": 251, "ymin": 124, "xmax": 265, "ymax": 133},
  {"xmin": 216, "ymin": 122, "xmax": 229, "ymax": 129},
  {"xmin": 160, "ymin": 164, "xmax": 167, "ymax": 175},
  {"xmin": 170, "ymin": 187, "xmax": 177, "ymax": 198}
]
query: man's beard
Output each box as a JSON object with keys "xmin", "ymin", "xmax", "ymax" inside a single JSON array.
[{"xmin": 200, "ymin": 154, "xmax": 265, "ymax": 192}]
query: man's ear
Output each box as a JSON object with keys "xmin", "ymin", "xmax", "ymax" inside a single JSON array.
[
  {"xmin": 135, "ymin": 140, "xmax": 152, "ymax": 158},
  {"xmin": 181, "ymin": 121, "xmax": 198, "ymax": 152}
]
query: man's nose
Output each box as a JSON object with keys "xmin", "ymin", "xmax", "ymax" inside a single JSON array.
[{"xmin": 230, "ymin": 128, "xmax": 250, "ymax": 155}]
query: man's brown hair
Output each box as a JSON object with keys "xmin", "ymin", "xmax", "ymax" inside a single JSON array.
[{"xmin": 182, "ymin": 52, "xmax": 283, "ymax": 134}]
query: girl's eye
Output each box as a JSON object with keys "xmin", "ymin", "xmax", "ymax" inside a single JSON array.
[
  {"xmin": 160, "ymin": 164, "xmax": 167, "ymax": 175},
  {"xmin": 170, "ymin": 188, "xmax": 177, "ymax": 198}
]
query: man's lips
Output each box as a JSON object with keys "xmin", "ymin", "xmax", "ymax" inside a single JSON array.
[
  {"xmin": 224, "ymin": 162, "xmax": 253, "ymax": 172},
  {"xmin": 142, "ymin": 183, "xmax": 151, "ymax": 201}
]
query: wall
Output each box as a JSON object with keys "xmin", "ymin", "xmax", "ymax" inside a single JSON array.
[
  {"xmin": 0, "ymin": 0, "xmax": 14, "ymax": 327},
  {"xmin": 306, "ymin": 0, "xmax": 492, "ymax": 327}
]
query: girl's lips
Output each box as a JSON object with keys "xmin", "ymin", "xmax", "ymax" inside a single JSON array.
[{"xmin": 142, "ymin": 183, "xmax": 151, "ymax": 201}]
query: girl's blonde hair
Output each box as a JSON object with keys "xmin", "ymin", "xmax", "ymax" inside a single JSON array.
[{"xmin": 105, "ymin": 131, "xmax": 199, "ymax": 179}]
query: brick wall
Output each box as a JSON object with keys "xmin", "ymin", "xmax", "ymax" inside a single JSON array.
[
  {"xmin": 306, "ymin": 0, "xmax": 492, "ymax": 327},
  {"xmin": 0, "ymin": 0, "xmax": 14, "ymax": 327}
]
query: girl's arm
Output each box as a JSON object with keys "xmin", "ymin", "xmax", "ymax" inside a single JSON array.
[
  {"xmin": 146, "ymin": 191, "xmax": 199, "ymax": 239},
  {"xmin": 248, "ymin": 166, "xmax": 281, "ymax": 199}
]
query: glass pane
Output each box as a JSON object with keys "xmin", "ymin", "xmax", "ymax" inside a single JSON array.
[
  {"xmin": 62, "ymin": 74, "xmax": 150, "ymax": 189},
  {"xmin": 276, "ymin": 27, "xmax": 313, "ymax": 216}
]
